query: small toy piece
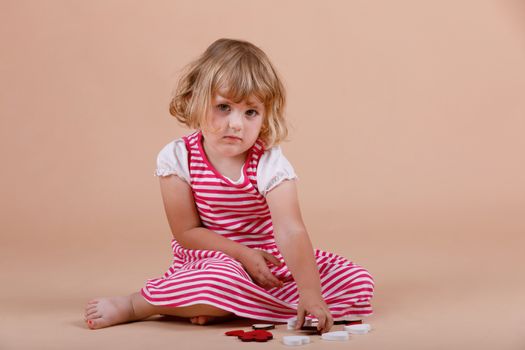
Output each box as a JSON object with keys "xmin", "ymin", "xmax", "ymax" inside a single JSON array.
[
  {"xmin": 252, "ymin": 323, "xmax": 275, "ymax": 330},
  {"xmin": 297, "ymin": 320, "xmax": 319, "ymax": 332},
  {"xmin": 287, "ymin": 317, "xmax": 298, "ymax": 330},
  {"xmin": 321, "ymin": 331, "xmax": 350, "ymax": 341},
  {"xmin": 344, "ymin": 323, "xmax": 371, "ymax": 334},
  {"xmin": 287, "ymin": 316, "xmax": 365, "ymax": 332},
  {"xmin": 240, "ymin": 333, "xmax": 255, "ymax": 342},
  {"xmin": 297, "ymin": 322, "xmax": 323, "ymax": 335},
  {"xmin": 282, "ymin": 335, "xmax": 311, "ymax": 346},
  {"xmin": 254, "ymin": 335, "xmax": 271, "ymax": 342},
  {"xmin": 225, "ymin": 330, "xmax": 245, "ymax": 336},
  {"xmin": 252, "ymin": 330, "xmax": 273, "ymax": 339},
  {"xmin": 238, "ymin": 330, "xmax": 273, "ymax": 342},
  {"xmin": 335, "ymin": 319, "xmax": 362, "ymax": 325},
  {"xmin": 287, "ymin": 322, "xmax": 296, "ymax": 330},
  {"xmin": 287, "ymin": 317, "xmax": 320, "ymax": 330}
]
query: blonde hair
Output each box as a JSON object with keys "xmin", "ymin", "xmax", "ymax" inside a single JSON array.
[{"xmin": 169, "ymin": 38, "xmax": 288, "ymax": 149}]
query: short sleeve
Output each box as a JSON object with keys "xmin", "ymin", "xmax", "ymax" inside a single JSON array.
[
  {"xmin": 153, "ymin": 139, "xmax": 190, "ymax": 184},
  {"xmin": 257, "ymin": 146, "xmax": 298, "ymax": 197}
]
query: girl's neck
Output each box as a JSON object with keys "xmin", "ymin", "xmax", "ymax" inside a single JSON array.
[{"xmin": 202, "ymin": 139, "xmax": 248, "ymax": 180}]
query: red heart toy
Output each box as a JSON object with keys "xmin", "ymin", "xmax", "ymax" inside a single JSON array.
[{"xmin": 237, "ymin": 330, "xmax": 273, "ymax": 342}]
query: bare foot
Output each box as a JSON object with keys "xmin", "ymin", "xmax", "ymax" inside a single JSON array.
[
  {"xmin": 84, "ymin": 296, "xmax": 144, "ymax": 329},
  {"xmin": 190, "ymin": 316, "xmax": 216, "ymax": 325},
  {"xmin": 189, "ymin": 313, "xmax": 238, "ymax": 325}
]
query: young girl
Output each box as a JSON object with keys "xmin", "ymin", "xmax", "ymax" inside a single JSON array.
[{"xmin": 84, "ymin": 38, "xmax": 374, "ymax": 333}]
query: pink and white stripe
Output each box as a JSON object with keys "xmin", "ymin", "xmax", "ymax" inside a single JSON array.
[{"xmin": 141, "ymin": 130, "xmax": 374, "ymax": 321}]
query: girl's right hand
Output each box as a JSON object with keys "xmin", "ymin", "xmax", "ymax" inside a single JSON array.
[{"xmin": 238, "ymin": 248, "xmax": 284, "ymax": 290}]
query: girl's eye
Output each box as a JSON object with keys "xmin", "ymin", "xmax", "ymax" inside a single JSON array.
[
  {"xmin": 217, "ymin": 104, "xmax": 230, "ymax": 112},
  {"xmin": 246, "ymin": 109, "xmax": 258, "ymax": 117}
]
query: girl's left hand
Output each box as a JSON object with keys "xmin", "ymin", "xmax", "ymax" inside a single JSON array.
[{"xmin": 295, "ymin": 291, "xmax": 333, "ymax": 333}]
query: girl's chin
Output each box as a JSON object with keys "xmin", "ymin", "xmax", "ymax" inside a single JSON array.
[
  {"xmin": 217, "ymin": 145, "xmax": 248, "ymax": 157},
  {"xmin": 220, "ymin": 139, "xmax": 244, "ymax": 147}
]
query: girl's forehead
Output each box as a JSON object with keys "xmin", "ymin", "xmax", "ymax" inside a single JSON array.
[{"xmin": 213, "ymin": 90, "xmax": 264, "ymax": 108}]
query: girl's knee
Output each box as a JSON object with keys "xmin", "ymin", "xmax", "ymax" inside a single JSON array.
[{"xmin": 324, "ymin": 264, "xmax": 375, "ymax": 298}]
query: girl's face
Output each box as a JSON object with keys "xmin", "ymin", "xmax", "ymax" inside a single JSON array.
[{"xmin": 201, "ymin": 90, "xmax": 265, "ymax": 161}]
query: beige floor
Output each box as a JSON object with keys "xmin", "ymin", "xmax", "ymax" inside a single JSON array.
[{"xmin": 2, "ymin": 213, "xmax": 524, "ymax": 350}]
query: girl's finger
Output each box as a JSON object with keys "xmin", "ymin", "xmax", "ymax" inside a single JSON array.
[
  {"xmin": 257, "ymin": 263, "xmax": 281, "ymax": 286},
  {"xmin": 263, "ymin": 269, "xmax": 282, "ymax": 287},
  {"xmin": 325, "ymin": 307, "xmax": 334, "ymax": 330},
  {"xmin": 320, "ymin": 308, "xmax": 333, "ymax": 333},
  {"xmin": 315, "ymin": 311, "xmax": 326, "ymax": 331},
  {"xmin": 295, "ymin": 307, "xmax": 306, "ymax": 330},
  {"xmin": 255, "ymin": 275, "xmax": 268, "ymax": 288},
  {"xmin": 325, "ymin": 315, "xmax": 334, "ymax": 332},
  {"xmin": 263, "ymin": 252, "xmax": 282, "ymax": 266},
  {"xmin": 257, "ymin": 274, "xmax": 274, "ymax": 290}
]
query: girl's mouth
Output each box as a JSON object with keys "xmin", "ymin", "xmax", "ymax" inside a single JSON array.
[{"xmin": 224, "ymin": 136, "xmax": 242, "ymax": 141}]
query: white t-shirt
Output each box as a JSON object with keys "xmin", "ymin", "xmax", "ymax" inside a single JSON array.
[{"xmin": 154, "ymin": 139, "xmax": 298, "ymax": 197}]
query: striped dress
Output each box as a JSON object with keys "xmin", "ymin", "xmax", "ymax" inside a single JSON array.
[{"xmin": 141, "ymin": 130, "xmax": 374, "ymax": 322}]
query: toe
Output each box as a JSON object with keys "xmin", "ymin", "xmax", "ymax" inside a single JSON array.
[
  {"xmin": 84, "ymin": 305, "xmax": 97, "ymax": 314},
  {"xmin": 198, "ymin": 316, "xmax": 212, "ymax": 325},
  {"xmin": 85, "ymin": 301, "xmax": 98, "ymax": 309},
  {"xmin": 85, "ymin": 309, "xmax": 101, "ymax": 320},
  {"xmin": 86, "ymin": 319, "xmax": 96, "ymax": 329},
  {"xmin": 84, "ymin": 306, "xmax": 99, "ymax": 317},
  {"xmin": 87, "ymin": 317, "xmax": 106, "ymax": 330}
]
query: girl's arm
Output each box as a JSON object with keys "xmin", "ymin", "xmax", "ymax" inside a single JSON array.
[
  {"xmin": 159, "ymin": 175, "xmax": 283, "ymax": 289},
  {"xmin": 266, "ymin": 179, "xmax": 334, "ymax": 333}
]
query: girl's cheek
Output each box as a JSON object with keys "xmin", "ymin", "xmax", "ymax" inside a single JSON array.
[{"xmin": 209, "ymin": 114, "xmax": 222, "ymax": 127}]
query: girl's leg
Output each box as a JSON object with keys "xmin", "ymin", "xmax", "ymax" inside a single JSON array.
[{"xmin": 84, "ymin": 292, "xmax": 234, "ymax": 330}]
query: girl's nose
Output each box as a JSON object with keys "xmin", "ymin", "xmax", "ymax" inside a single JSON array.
[{"xmin": 228, "ymin": 112, "xmax": 242, "ymax": 130}]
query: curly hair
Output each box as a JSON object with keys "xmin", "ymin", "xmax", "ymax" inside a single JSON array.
[{"xmin": 169, "ymin": 38, "xmax": 288, "ymax": 149}]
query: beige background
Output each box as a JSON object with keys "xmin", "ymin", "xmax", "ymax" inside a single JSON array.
[{"xmin": 1, "ymin": 0, "xmax": 524, "ymax": 349}]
